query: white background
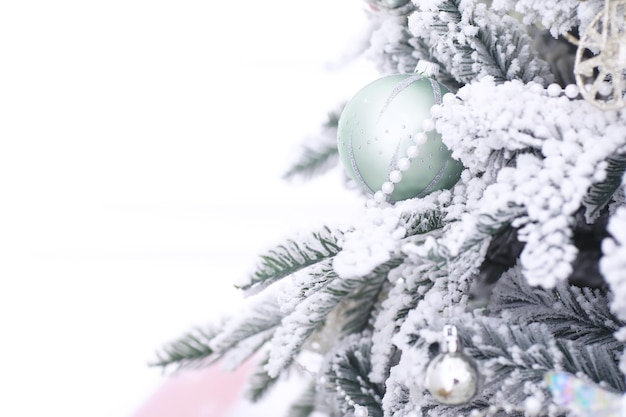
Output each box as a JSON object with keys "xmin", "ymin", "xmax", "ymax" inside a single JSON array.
[{"xmin": 0, "ymin": 1, "xmax": 378, "ymax": 416}]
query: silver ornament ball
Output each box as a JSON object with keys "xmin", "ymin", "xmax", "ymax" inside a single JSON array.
[
  {"xmin": 424, "ymin": 350, "xmax": 479, "ymax": 405},
  {"xmin": 424, "ymin": 324, "xmax": 479, "ymax": 405}
]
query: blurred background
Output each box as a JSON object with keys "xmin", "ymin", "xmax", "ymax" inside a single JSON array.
[{"xmin": 0, "ymin": 1, "xmax": 378, "ymax": 416}]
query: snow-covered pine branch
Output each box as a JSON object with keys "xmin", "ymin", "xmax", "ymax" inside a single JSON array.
[
  {"xmin": 236, "ymin": 226, "xmax": 343, "ymax": 294},
  {"xmin": 491, "ymin": 0, "xmax": 604, "ymax": 38},
  {"xmin": 490, "ymin": 264, "xmax": 624, "ymax": 348},
  {"xmin": 407, "ymin": 0, "xmax": 553, "ymax": 85},
  {"xmin": 435, "ymin": 77, "xmax": 626, "ymax": 287},
  {"xmin": 283, "ymin": 110, "xmax": 342, "ymax": 182},
  {"xmin": 601, "ymin": 205, "xmax": 626, "ymax": 323},
  {"xmin": 151, "ymin": 321, "xmax": 225, "ymax": 370},
  {"xmin": 321, "ymin": 332, "xmax": 385, "ymax": 417},
  {"xmin": 265, "ymin": 259, "xmax": 401, "ymax": 378}
]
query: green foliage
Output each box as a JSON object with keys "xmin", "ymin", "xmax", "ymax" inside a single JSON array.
[
  {"xmin": 322, "ymin": 333, "xmax": 384, "ymax": 417},
  {"xmin": 285, "ymin": 382, "xmax": 317, "ymax": 417},
  {"xmin": 413, "ymin": 0, "xmax": 552, "ymax": 85},
  {"xmin": 583, "ymin": 152, "xmax": 626, "ymax": 222},
  {"xmin": 283, "ymin": 142, "xmax": 338, "ymax": 182},
  {"xmin": 151, "ymin": 323, "xmax": 222, "ymax": 370},
  {"xmin": 283, "ymin": 110, "xmax": 342, "ymax": 181},
  {"xmin": 237, "ymin": 226, "xmax": 343, "ymax": 294},
  {"xmin": 490, "ymin": 265, "xmax": 624, "ymax": 348},
  {"xmin": 266, "ymin": 259, "xmax": 402, "ymax": 377},
  {"xmin": 244, "ymin": 351, "xmax": 280, "ymax": 402}
]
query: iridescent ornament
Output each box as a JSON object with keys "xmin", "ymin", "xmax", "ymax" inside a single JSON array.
[
  {"xmin": 546, "ymin": 371, "xmax": 626, "ymax": 417},
  {"xmin": 337, "ymin": 62, "xmax": 463, "ymax": 202},
  {"xmin": 424, "ymin": 325, "xmax": 479, "ymax": 405}
]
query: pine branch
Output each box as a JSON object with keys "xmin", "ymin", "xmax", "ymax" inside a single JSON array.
[
  {"xmin": 265, "ymin": 259, "xmax": 402, "ymax": 377},
  {"xmin": 285, "ymin": 382, "xmax": 317, "ymax": 417},
  {"xmin": 151, "ymin": 323, "xmax": 222, "ymax": 370},
  {"xmin": 283, "ymin": 110, "xmax": 342, "ymax": 181},
  {"xmin": 409, "ymin": 0, "xmax": 553, "ymax": 85},
  {"xmin": 490, "ymin": 265, "xmax": 624, "ymax": 347},
  {"xmin": 369, "ymin": 262, "xmax": 436, "ymax": 382},
  {"xmin": 557, "ymin": 340, "xmax": 626, "ymax": 391},
  {"xmin": 282, "ymin": 143, "xmax": 338, "ymax": 182},
  {"xmin": 236, "ymin": 226, "xmax": 343, "ymax": 294},
  {"xmin": 340, "ymin": 270, "xmax": 389, "ymax": 336},
  {"xmin": 322, "ymin": 333, "xmax": 385, "ymax": 417},
  {"xmin": 583, "ymin": 152, "xmax": 626, "ymax": 222},
  {"xmin": 244, "ymin": 351, "xmax": 280, "ymax": 402}
]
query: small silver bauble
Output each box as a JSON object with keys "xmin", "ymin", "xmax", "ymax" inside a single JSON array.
[{"xmin": 424, "ymin": 325, "xmax": 479, "ymax": 405}]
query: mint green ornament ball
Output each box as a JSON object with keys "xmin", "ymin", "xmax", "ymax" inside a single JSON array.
[{"xmin": 337, "ymin": 73, "xmax": 463, "ymax": 202}]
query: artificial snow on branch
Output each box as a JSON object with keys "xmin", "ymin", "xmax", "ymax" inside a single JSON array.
[
  {"xmin": 435, "ymin": 77, "xmax": 626, "ymax": 287},
  {"xmin": 407, "ymin": 0, "xmax": 553, "ymax": 85},
  {"xmin": 236, "ymin": 226, "xmax": 343, "ymax": 294}
]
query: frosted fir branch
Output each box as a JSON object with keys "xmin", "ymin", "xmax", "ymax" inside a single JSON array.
[
  {"xmin": 407, "ymin": 0, "xmax": 553, "ymax": 85},
  {"xmin": 244, "ymin": 351, "xmax": 280, "ymax": 402},
  {"xmin": 394, "ymin": 240, "xmax": 487, "ymax": 351},
  {"xmin": 601, "ymin": 205, "xmax": 626, "ymax": 322},
  {"xmin": 283, "ymin": 110, "xmax": 342, "ymax": 182},
  {"xmin": 205, "ymin": 262, "xmax": 338, "ymax": 375},
  {"xmin": 151, "ymin": 322, "xmax": 224, "ymax": 370},
  {"xmin": 490, "ymin": 265, "xmax": 624, "ymax": 348},
  {"xmin": 557, "ymin": 339, "xmax": 626, "ymax": 391},
  {"xmin": 209, "ymin": 290, "xmax": 283, "ymax": 354},
  {"xmin": 369, "ymin": 261, "xmax": 437, "ymax": 383},
  {"xmin": 340, "ymin": 269, "xmax": 390, "ymax": 335},
  {"xmin": 236, "ymin": 226, "xmax": 343, "ymax": 294},
  {"xmin": 435, "ymin": 77, "xmax": 626, "ymax": 287},
  {"xmin": 285, "ymin": 382, "xmax": 317, "ymax": 417},
  {"xmin": 334, "ymin": 192, "xmax": 448, "ymax": 279},
  {"xmin": 321, "ymin": 333, "xmax": 385, "ymax": 417},
  {"xmin": 365, "ymin": 14, "xmax": 462, "ymax": 91},
  {"xmin": 218, "ymin": 329, "xmax": 275, "ymax": 371},
  {"xmin": 282, "ymin": 142, "xmax": 339, "ymax": 182},
  {"xmin": 491, "ymin": 0, "xmax": 581, "ymax": 37},
  {"xmin": 265, "ymin": 259, "xmax": 401, "ymax": 378},
  {"xmin": 583, "ymin": 152, "xmax": 626, "ymax": 223}
]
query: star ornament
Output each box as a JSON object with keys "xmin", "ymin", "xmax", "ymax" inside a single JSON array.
[{"xmin": 545, "ymin": 371, "xmax": 626, "ymax": 417}]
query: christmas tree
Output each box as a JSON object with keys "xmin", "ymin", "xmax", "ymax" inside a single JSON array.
[{"xmin": 153, "ymin": 1, "xmax": 626, "ymax": 416}]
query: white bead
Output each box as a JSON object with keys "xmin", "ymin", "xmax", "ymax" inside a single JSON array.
[
  {"xmin": 382, "ymin": 181, "xmax": 394, "ymax": 194},
  {"xmin": 389, "ymin": 170, "xmax": 403, "ymax": 183},
  {"xmin": 422, "ymin": 118, "xmax": 435, "ymax": 132},
  {"xmin": 397, "ymin": 158, "xmax": 411, "ymax": 171},
  {"xmin": 564, "ymin": 84, "xmax": 579, "ymax": 98},
  {"xmin": 442, "ymin": 92, "xmax": 456, "ymax": 105},
  {"xmin": 374, "ymin": 191, "xmax": 386, "ymax": 202},
  {"xmin": 365, "ymin": 199, "xmax": 377, "ymax": 208},
  {"xmin": 348, "ymin": 400, "xmax": 355, "ymax": 406},
  {"xmin": 354, "ymin": 406, "xmax": 369, "ymax": 417},
  {"xmin": 430, "ymin": 104, "xmax": 442, "ymax": 117},
  {"xmin": 546, "ymin": 83, "xmax": 562, "ymax": 97},
  {"xmin": 406, "ymin": 145, "xmax": 419, "ymax": 158},
  {"xmin": 414, "ymin": 132, "xmax": 428, "ymax": 145}
]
